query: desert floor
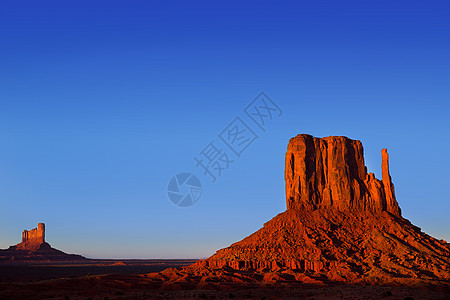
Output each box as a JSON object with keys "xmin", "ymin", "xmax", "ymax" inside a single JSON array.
[{"xmin": 1, "ymin": 260, "xmax": 449, "ymax": 299}]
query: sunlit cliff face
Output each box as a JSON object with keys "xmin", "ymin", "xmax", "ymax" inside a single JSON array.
[
  {"xmin": 16, "ymin": 223, "xmax": 46, "ymax": 251},
  {"xmin": 285, "ymin": 134, "xmax": 400, "ymax": 216}
]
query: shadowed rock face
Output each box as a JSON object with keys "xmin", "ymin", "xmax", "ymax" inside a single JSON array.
[{"xmin": 285, "ymin": 134, "xmax": 401, "ymax": 216}]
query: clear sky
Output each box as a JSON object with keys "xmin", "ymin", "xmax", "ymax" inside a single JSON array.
[{"xmin": 0, "ymin": 1, "xmax": 449, "ymax": 258}]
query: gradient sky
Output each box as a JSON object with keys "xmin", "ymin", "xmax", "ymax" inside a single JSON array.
[{"xmin": 1, "ymin": 1, "xmax": 449, "ymax": 258}]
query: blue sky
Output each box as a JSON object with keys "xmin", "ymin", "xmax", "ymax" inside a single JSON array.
[{"xmin": 0, "ymin": 1, "xmax": 449, "ymax": 258}]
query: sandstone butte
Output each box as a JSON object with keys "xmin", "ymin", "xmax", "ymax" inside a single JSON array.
[
  {"xmin": 0, "ymin": 223, "xmax": 86, "ymax": 262},
  {"xmin": 148, "ymin": 134, "xmax": 450, "ymax": 287}
]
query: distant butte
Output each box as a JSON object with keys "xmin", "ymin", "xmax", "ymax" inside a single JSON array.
[
  {"xmin": 0, "ymin": 223, "xmax": 87, "ymax": 263},
  {"xmin": 147, "ymin": 134, "xmax": 450, "ymax": 287}
]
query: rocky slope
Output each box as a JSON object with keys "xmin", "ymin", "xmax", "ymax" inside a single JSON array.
[{"xmin": 199, "ymin": 208, "xmax": 449, "ymax": 285}]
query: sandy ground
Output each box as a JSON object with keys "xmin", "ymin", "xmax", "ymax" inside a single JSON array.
[{"xmin": 0, "ymin": 261, "xmax": 449, "ymax": 299}]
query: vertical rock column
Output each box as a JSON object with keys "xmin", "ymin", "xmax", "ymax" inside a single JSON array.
[
  {"xmin": 22, "ymin": 230, "xmax": 28, "ymax": 243},
  {"xmin": 381, "ymin": 149, "xmax": 401, "ymax": 216},
  {"xmin": 37, "ymin": 223, "xmax": 45, "ymax": 243}
]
